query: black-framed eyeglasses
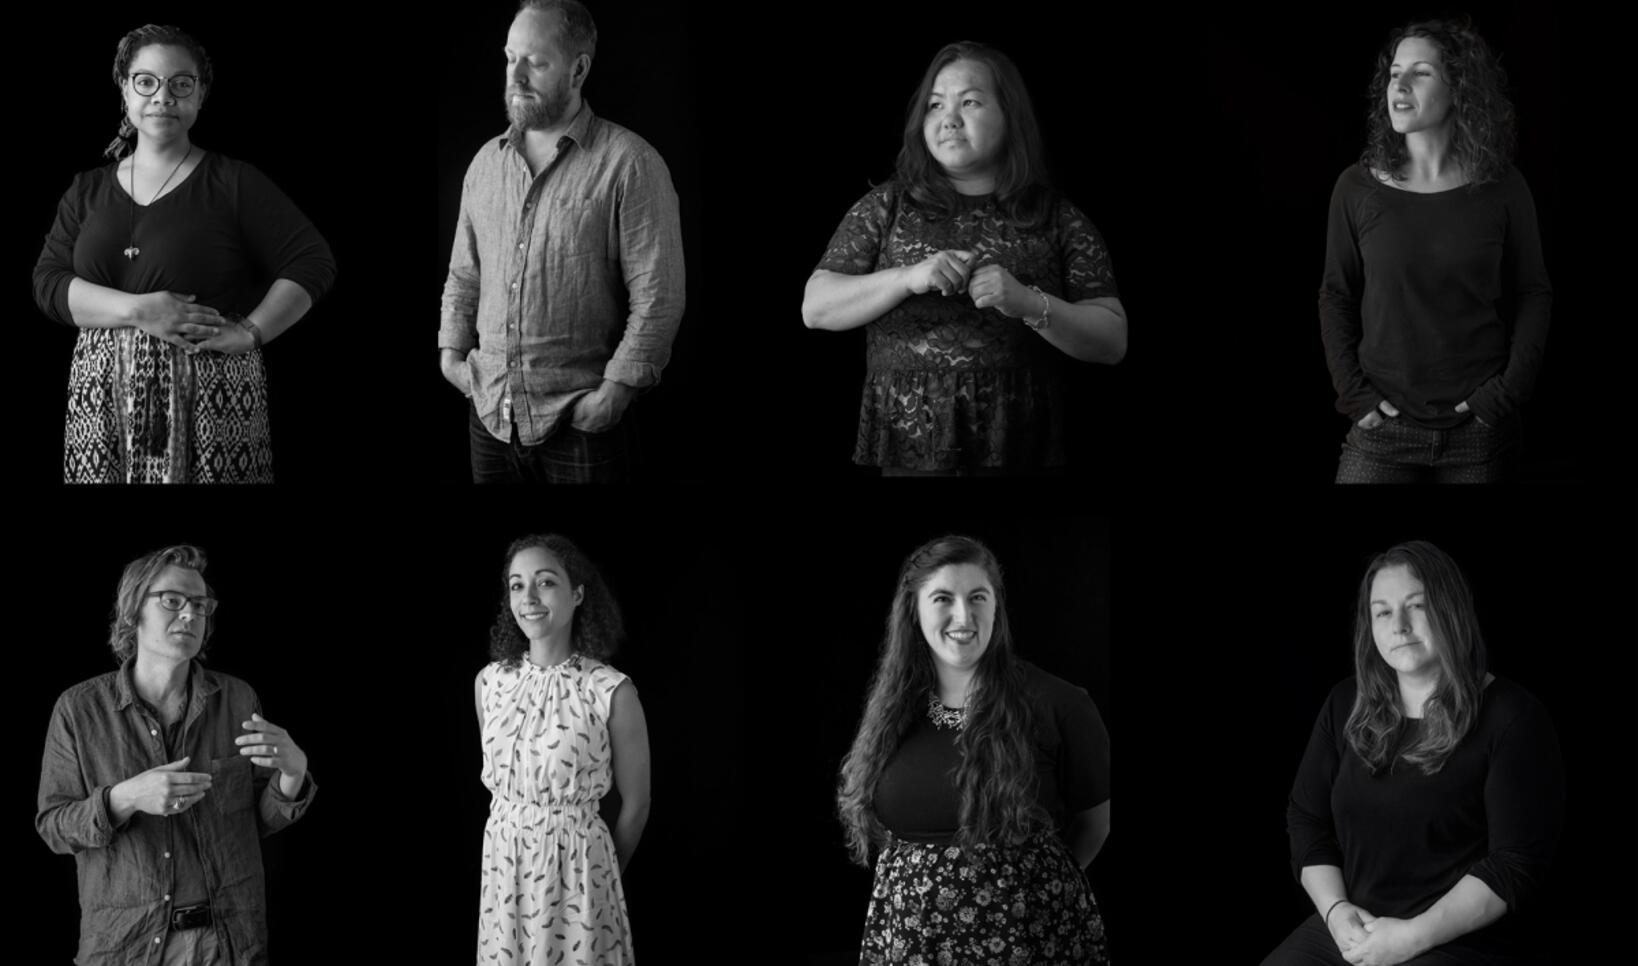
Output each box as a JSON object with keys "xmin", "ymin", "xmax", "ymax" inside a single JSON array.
[
  {"xmin": 145, "ymin": 590, "xmax": 218, "ymax": 615},
  {"xmin": 128, "ymin": 71, "xmax": 198, "ymax": 99}
]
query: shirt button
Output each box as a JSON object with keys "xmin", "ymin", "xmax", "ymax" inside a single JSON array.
[
  {"xmin": 155, "ymin": 937, "xmax": 163, "ymax": 945},
  {"xmin": 164, "ymin": 851, "xmax": 172, "ymax": 859},
  {"xmin": 517, "ymin": 243, "xmax": 525, "ymax": 251},
  {"xmin": 164, "ymin": 894, "xmax": 171, "ymax": 902},
  {"xmin": 511, "ymin": 281, "xmax": 519, "ymax": 290},
  {"xmin": 150, "ymin": 729, "xmax": 158, "ymax": 736}
]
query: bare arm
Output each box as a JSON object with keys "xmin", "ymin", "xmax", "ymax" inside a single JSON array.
[
  {"xmin": 1301, "ymin": 864, "xmax": 1373, "ymax": 953},
  {"xmin": 608, "ymin": 680, "xmax": 651, "ymax": 874},
  {"xmin": 1065, "ymin": 801, "xmax": 1109, "ymax": 868},
  {"xmin": 1035, "ymin": 295, "xmax": 1127, "ymax": 365},
  {"xmin": 473, "ymin": 671, "xmax": 484, "ymax": 726},
  {"xmin": 802, "ymin": 250, "xmax": 974, "ymax": 331},
  {"xmin": 65, "ymin": 278, "xmax": 225, "ymax": 349}
]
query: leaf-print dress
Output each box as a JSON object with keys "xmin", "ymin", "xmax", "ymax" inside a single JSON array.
[{"xmin": 478, "ymin": 655, "xmax": 632, "ymax": 965}]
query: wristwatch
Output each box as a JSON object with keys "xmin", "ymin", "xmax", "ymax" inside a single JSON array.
[
  {"xmin": 227, "ymin": 312, "xmax": 263, "ymax": 348},
  {"xmin": 1023, "ymin": 285, "xmax": 1051, "ymax": 330}
]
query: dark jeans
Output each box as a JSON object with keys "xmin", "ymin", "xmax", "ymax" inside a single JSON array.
[
  {"xmin": 468, "ymin": 403, "xmax": 634, "ymax": 484},
  {"xmin": 1336, "ymin": 416, "xmax": 1518, "ymax": 484},
  {"xmin": 1262, "ymin": 915, "xmax": 1540, "ymax": 966}
]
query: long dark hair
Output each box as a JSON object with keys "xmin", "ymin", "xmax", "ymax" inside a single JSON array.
[
  {"xmin": 836, "ymin": 535, "xmax": 1048, "ymax": 866},
  {"xmin": 488, "ymin": 534, "xmax": 623, "ymax": 667},
  {"xmin": 894, "ymin": 41, "xmax": 1054, "ymax": 228},
  {"xmin": 1360, "ymin": 18, "xmax": 1516, "ymax": 187},
  {"xmin": 105, "ymin": 24, "xmax": 214, "ymax": 160},
  {"xmin": 1344, "ymin": 540, "xmax": 1488, "ymax": 774}
]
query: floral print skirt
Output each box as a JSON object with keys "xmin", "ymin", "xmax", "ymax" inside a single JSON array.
[{"xmin": 860, "ymin": 832, "xmax": 1108, "ymax": 965}]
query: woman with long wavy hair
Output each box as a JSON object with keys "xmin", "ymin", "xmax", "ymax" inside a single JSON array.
[
  {"xmin": 802, "ymin": 42, "xmax": 1127, "ymax": 475},
  {"xmin": 1264, "ymin": 541, "xmax": 1563, "ymax": 966},
  {"xmin": 837, "ymin": 534, "xmax": 1110, "ymax": 964},
  {"xmin": 1319, "ymin": 18, "xmax": 1551, "ymax": 483},
  {"xmin": 473, "ymin": 534, "xmax": 651, "ymax": 964}
]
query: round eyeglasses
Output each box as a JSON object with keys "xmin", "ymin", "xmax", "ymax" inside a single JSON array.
[
  {"xmin": 128, "ymin": 71, "xmax": 198, "ymax": 99},
  {"xmin": 145, "ymin": 590, "xmax": 218, "ymax": 615}
]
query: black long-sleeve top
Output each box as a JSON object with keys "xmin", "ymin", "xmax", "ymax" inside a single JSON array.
[
  {"xmin": 32, "ymin": 151, "xmax": 336, "ymax": 325},
  {"xmin": 1286, "ymin": 676, "xmax": 1563, "ymax": 925},
  {"xmin": 1317, "ymin": 164, "xmax": 1552, "ymax": 428}
]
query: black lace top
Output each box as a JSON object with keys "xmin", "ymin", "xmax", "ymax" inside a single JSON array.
[{"xmin": 816, "ymin": 182, "xmax": 1118, "ymax": 471}]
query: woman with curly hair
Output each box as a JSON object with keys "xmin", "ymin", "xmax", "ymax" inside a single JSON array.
[
  {"xmin": 802, "ymin": 42, "xmax": 1126, "ymax": 475},
  {"xmin": 1319, "ymin": 18, "xmax": 1551, "ymax": 483},
  {"xmin": 473, "ymin": 534, "xmax": 650, "ymax": 964},
  {"xmin": 32, "ymin": 24, "xmax": 335, "ymax": 483},
  {"xmin": 1262, "ymin": 541, "xmax": 1563, "ymax": 965},
  {"xmin": 837, "ymin": 535, "xmax": 1110, "ymax": 964}
]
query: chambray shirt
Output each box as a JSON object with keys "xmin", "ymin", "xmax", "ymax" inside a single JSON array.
[
  {"xmin": 36, "ymin": 660, "xmax": 315, "ymax": 966},
  {"xmin": 439, "ymin": 103, "xmax": 686, "ymax": 445}
]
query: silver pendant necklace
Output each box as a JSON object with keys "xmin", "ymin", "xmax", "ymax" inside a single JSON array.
[
  {"xmin": 125, "ymin": 145, "xmax": 193, "ymax": 260},
  {"xmin": 927, "ymin": 690, "xmax": 968, "ymax": 731}
]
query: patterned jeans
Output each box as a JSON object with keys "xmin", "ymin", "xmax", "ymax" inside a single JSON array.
[
  {"xmin": 468, "ymin": 402, "xmax": 634, "ymax": 484},
  {"xmin": 1335, "ymin": 416, "xmax": 1518, "ymax": 484}
]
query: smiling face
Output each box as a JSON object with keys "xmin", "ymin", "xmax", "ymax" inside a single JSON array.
[
  {"xmin": 134, "ymin": 565, "xmax": 209, "ymax": 666},
  {"xmin": 504, "ymin": 9, "xmax": 583, "ymax": 131},
  {"xmin": 922, "ymin": 58, "xmax": 1005, "ymax": 187},
  {"xmin": 1369, "ymin": 564, "xmax": 1441, "ymax": 678},
  {"xmin": 1386, "ymin": 36, "xmax": 1453, "ymax": 136},
  {"xmin": 916, "ymin": 562, "xmax": 996, "ymax": 674},
  {"xmin": 508, "ymin": 546, "xmax": 583, "ymax": 649},
  {"xmin": 123, "ymin": 44, "xmax": 203, "ymax": 148}
]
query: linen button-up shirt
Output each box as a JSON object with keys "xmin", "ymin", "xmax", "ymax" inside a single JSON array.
[
  {"xmin": 36, "ymin": 660, "xmax": 315, "ymax": 966},
  {"xmin": 439, "ymin": 103, "xmax": 686, "ymax": 445}
]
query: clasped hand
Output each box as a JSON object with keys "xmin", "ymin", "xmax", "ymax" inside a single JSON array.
[
  {"xmin": 906, "ymin": 251, "xmax": 1036, "ymax": 319},
  {"xmin": 132, "ymin": 291, "xmax": 254, "ymax": 355},
  {"xmin": 1330, "ymin": 903, "xmax": 1424, "ymax": 966}
]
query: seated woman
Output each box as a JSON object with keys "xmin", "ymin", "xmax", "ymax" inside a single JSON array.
[
  {"xmin": 475, "ymin": 534, "xmax": 651, "ymax": 965},
  {"xmin": 803, "ymin": 42, "xmax": 1126, "ymax": 476},
  {"xmin": 33, "ymin": 23, "xmax": 336, "ymax": 483},
  {"xmin": 36, "ymin": 544, "xmax": 316, "ymax": 964},
  {"xmin": 1319, "ymin": 19, "xmax": 1550, "ymax": 483},
  {"xmin": 1264, "ymin": 541, "xmax": 1563, "ymax": 965},
  {"xmin": 837, "ymin": 534, "xmax": 1110, "ymax": 964}
]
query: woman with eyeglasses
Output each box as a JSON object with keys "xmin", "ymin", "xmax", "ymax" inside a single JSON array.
[
  {"xmin": 36, "ymin": 545, "xmax": 316, "ymax": 964},
  {"xmin": 31, "ymin": 23, "xmax": 336, "ymax": 483}
]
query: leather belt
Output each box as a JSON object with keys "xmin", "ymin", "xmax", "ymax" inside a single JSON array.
[{"xmin": 169, "ymin": 903, "xmax": 212, "ymax": 931}]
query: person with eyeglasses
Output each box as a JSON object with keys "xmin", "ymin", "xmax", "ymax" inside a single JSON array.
[
  {"xmin": 32, "ymin": 23, "xmax": 336, "ymax": 483},
  {"xmin": 36, "ymin": 545, "xmax": 316, "ymax": 965}
]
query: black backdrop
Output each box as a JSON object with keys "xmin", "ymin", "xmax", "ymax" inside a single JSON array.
[{"xmin": 5, "ymin": 1, "xmax": 1633, "ymax": 963}]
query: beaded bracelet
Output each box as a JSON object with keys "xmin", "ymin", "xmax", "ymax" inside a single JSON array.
[{"xmin": 1024, "ymin": 284, "xmax": 1051, "ymax": 330}]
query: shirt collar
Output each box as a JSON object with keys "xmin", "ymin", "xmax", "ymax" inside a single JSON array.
[
  {"xmin": 501, "ymin": 100, "xmax": 597, "ymax": 155},
  {"xmin": 114, "ymin": 656, "xmax": 218, "ymax": 710}
]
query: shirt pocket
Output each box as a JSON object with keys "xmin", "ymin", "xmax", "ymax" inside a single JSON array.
[{"xmin": 545, "ymin": 199, "xmax": 611, "ymax": 261}]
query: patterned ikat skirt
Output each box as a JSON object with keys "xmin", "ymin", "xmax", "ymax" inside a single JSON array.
[
  {"xmin": 63, "ymin": 327, "xmax": 274, "ymax": 483},
  {"xmin": 860, "ymin": 832, "xmax": 1108, "ymax": 966}
]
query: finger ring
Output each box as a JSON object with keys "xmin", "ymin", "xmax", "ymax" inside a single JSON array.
[
  {"xmin": 272, "ymin": 745, "xmax": 278, "ymax": 755},
  {"xmin": 168, "ymin": 799, "xmax": 176, "ymax": 810}
]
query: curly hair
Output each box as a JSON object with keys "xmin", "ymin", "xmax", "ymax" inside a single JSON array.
[
  {"xmin": 895, "ymin": 41, "xmax": 1055, "ymax": 229},
  {"xmin": 108, "ymin": 545, "xmax": 215, "ymax": 664},
  {"xmin": 1360, "ymin": 18, "xmax": 1516, "ymax": 187},
  {"xmin": 836, "ymin": 534, "xmax": 1050, "ymax": 867},
  {"xmin": 105, "ymin": 24, "xmax": 214, "ymax": 160},
  {"xmin": 488, "ymin": 534, "xmax": 623, "ymax": 667},
  {"xmin": 1344, "ymin": 540, "xmax": 1489, "ymax": 775}
]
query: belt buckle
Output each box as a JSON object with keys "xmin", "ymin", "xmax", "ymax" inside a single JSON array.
[{"xmin": 169, "ymin": 903, "xmax": 212, "ymax": 931}]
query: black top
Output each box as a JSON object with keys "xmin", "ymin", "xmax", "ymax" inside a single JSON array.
[
  {"xmin": 873, "ymin": 661, "xmax": 1110, "ymax": 844},
  {"xmin": 1287, "ymin": 675, "xmax": 1563, "ymax": 925},
  {"xmin": 1317, "ymin": 164, "xmax": 1552, "ymax": 429},
  {"xmin": 33, "ymin": 151, "xmax": 336, "ymax": 325}
]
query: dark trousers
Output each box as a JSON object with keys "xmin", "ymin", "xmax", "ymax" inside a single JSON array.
[
  {"xmin": 1336, "ymin": 416, "xmax": 1518, "ymax": 484},
  {"xmin": 1262, "ymin": 915, "xmax": 1540, "ymax": 966},
  {"xmin": 468, "ymin": 403, "xmax": 634, "ymax": 484}
]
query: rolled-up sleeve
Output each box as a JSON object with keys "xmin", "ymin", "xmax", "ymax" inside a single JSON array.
[
  {"xmin": 1287, "ymin": 688, "xmax": 1346, "ymax": 877},
  {"xmin": 439, "ymin": 158, "xmax": 483, "ymax": 356},
  {"xmin": 1466, "ymin": 696, "xmax": 1563, "ymax": 911},
  {"xmin": 603, "ymin": 146, "xmax": 684, "ymax": 388},
  {"xmin": 237, "ymin": 163, "xmax": 337, "ymax": 305},
  {"xmin": 32, "ymin": 174, "xmax": 88, "ymax": 327},
  {"xmin": 36, "ymin": 693, "xmax": 117, "ymax": 854}
]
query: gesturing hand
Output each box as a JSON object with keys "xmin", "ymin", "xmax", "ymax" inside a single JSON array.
[
  {"xmin": 236, "ymin": 713, "xmax": 307, "ymax": 785},
  {"xmin": 131, "ymin": 291, "xmax": 224, "ymax": 352},
  {"xmin": 1326, "ymin": 901, "xmax": 1375, "ymax": 953},
  {"xmin": 904, "ymin": 250, "xmax": 975, "ymax": 297},
  {"xmin": 1357, "ymin": 399, "xmax": 1400, "ymax": 430},
  {"xmin": 114, "ymin": 756, "xmax": 214, "ymax": 818},
  {"xmin": 968, "ymin": 264, "xmax": 1035, "ymax": 318},
  {"xmin": 1341, "ymin": 916, "xmax": 1424, "ymax": 966}
]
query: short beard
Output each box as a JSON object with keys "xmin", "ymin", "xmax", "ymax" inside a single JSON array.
[{"xmin": 505, "ymin": 87, "xmax": 568, "ymax": 132}]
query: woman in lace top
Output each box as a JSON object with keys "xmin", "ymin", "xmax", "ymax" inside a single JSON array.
[{"xmin": 802, "ymin": 41, "xmax": 1126, "ymax": 475}]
